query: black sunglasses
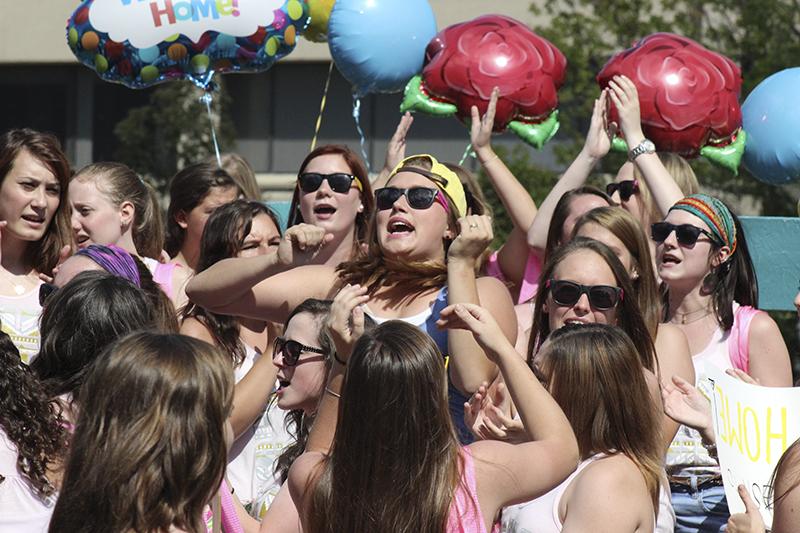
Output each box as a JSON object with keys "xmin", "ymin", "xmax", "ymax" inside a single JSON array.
[
  {"xmin": 39, "ymin": 282, "xmax": 58, "ymax": 307},
  {"xmin": 375, "ymin": 187, "xmax": 443, "ymax": 211},
  {"xmin": 298, "ymin": 173, "xmax": 361, "ymax": 194},
  {"xmin": 273, "ymin": 337, "xmax": 326, "ymax": 367},
  {"xmin": 546, "ymin": 279, "xmax": 623, "ymax": 310},
  {"xmin": 651, "ymin": 222, "xmax": 721, "ymax": 247},
  {"xmin": 606, "ymin": 179, "xmax": 639, "ymax": 202}
]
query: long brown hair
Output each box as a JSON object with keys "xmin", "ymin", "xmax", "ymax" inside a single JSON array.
[
  {"xmin": 72, "ymin": 162, "xmax": 164, "ymax": 259},
  {"xmin": 528, "ymin": 237, "xmax": 657, "ymax": 373},
  {"xmin": 540, "ymin": 323, "xmax": 663, "ymax": 510},
  {"xmin": 572, "ymin": 206, "xmax": 661, "ymax": 337},
  {"xmin": 337, "ymin": 156, "xmax": 459, "ymax": 295},
  {"xmin": 50, "ymin": 332, "xmax": 233, "ymax": 533},
  {"xmin": 0, "ymin": 129, "xmax": 72, "ymax": 275},
  {"xmin": 305, "ymin": 321, "xmax": 465, "ymax": 533},
  {"xmin": 288, "ymin": 144, "xmax": 374, "ymax": 258}
]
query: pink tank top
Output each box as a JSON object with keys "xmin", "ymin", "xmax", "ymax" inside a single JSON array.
[
  {"xmin": 446, "ymin": 446, "xmax": 497, "ymax": 533},
  {"xmin": 141, "ymin": 258, "xmax": 177, "ymax": 298},
  {"xmin": 485, "ymin": 251, "xmax": 542, "ymax": 304}
]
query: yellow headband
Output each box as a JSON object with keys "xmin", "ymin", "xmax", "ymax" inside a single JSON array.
[{"xmin": 388, "ymin": 154, "xmax": 467, "ymax": 218}]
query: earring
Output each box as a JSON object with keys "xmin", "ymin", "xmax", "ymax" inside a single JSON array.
[{"xmin": 358, "ymin": 204, "xmax": 364, "ymax": 213}]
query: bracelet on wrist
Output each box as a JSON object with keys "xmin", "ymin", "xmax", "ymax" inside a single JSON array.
[{"xmin": 479, "ymin": 153, "xmax": 501, "ymax": 166}]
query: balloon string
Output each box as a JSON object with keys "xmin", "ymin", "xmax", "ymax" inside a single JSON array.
[
  {"xmin": 459, "ymin": 142, "xmax": 474, "ymax": 166},
  {"xmin": 352, "ymin": 95, "xmax": 370, "ymax": 172},
  {"xmin": 310, "ymin": 62, "xmax": 334, "ymax": 153},
  {"xmin": 201, "ymin": 90, "xmax": 222, "ymax": 168}
]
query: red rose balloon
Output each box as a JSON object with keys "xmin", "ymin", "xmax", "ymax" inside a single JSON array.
[
  {"xmin": 401, "ymin": 15, "xmax": 566, "ymax": 149},
  {"xmin": 597, "ymin": 33, "xmax": 744, "ymax": 169}
]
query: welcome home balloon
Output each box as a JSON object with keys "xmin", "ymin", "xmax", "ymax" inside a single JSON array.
[{"xmin": 67, "ymin": 0, "xmax": 309, "ymax": 89}]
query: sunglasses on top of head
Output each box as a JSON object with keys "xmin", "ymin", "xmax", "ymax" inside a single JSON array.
[
  {"xmin": 605, "ymin": 179, "xmax": 639, "ymax": 202},
  {"xmin": 298, "ymin": 173, "xmax": 362, "ymax": 194},
  {"xmin": 650, "ymin": 222, "xmax": 721, "ymax": 247},
  {"xmin": 546, "ymin": 279, "xmax": 623, "ymax": 310},
  {"xmin": 39, "ymin": 282, "xmax": 58, "ymax": 307},
  {"xmin": 273, "ymin": 337, "xmax": 326, "ymax": 367},
  {"xmin": 374, "ymin": 187, "xmax": 449, "ymax": 212}
]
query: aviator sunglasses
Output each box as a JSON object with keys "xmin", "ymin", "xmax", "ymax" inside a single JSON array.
[
  {"xmin": 298, "ymin": 172, "xmax": 362, "ymax": 194},
  {"xmin": 374, "ymin": 187, "xmax": 449, "ymax": 212},
  {"xmin": 273, "ymin": 337, "xmax": 326, "ymax": 367},
  {"xmin": 605, "ymin": 179, "xmax": 639, "ymax": 202},
  {"xmin": 651, "ymin": 222, "xmax": 722, "ymax": 247},
  {"xmin": 546, "ymin": 279, "xmax": 624, "ymax": 310}
]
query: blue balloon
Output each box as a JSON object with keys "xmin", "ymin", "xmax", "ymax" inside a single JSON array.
[
  {"xmin": 742, "ymin": 68, "xmax": 800, "ymax": 185},
  {"xmin": 328, "ymin": 0, "xmax": 437, "ymax": 97}
]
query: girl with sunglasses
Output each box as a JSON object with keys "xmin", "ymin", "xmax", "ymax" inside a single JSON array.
[
  {"xmin": 0, "ymin": 129, "xmax": 72, "ymax": 363},
  {"xmin": 187, "ymin": 154, "xmax": 516, "ymax": 444},
  {"xmin": 654, "ymin": 194, "xmax": 792, "ymax": 532},
  {"xmin": 180, "ymin": 200, "xmax": 287, "ymax": 510},
  {"xmin": 287, "ymin": 145, "xmax": 374, "ymax": 267}
]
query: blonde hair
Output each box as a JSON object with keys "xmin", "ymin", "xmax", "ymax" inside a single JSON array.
[
  {"xmin": 72, "ymin": 162, "xmax": 164, "ymax": 260},
  {"xmin": 633, "ymin": 153, "xmax": 699, "ymax": 225},
  {"xmin": 572, "ymin": 206, "xmax": 661, "ymax": 337},
  {"xmin": 217, "ymin": 153, "xmax": 261, "ymax": 200}
]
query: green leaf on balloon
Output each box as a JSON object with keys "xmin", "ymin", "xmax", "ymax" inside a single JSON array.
[
  {"xmin": 399, "ymin": 75, "xmax": 457, "ymax": 117},
  {"xmin": 507, "ymin": 110, "xmax": 560, "ymax": 149},
  {"xmin": 700, "ymin": 129, "xmax": 746, "ymax": 175},
  {"xmin": 611, "ymin": 136, "xmax": 629, "ymax": 153}
]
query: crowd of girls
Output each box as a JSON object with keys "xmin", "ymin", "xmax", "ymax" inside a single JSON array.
[{"xmin": 0, "ymin": 72, "xmax": 797, "ymax": 533}]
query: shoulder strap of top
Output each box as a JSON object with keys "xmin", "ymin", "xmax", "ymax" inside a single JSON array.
[
  {"xmin": 728, "ymin": 305, "xmax": 762, "ymax": 373},
  {"xmin": 218, "ymin": 479, "xmax": 244, "ymax": 533}
]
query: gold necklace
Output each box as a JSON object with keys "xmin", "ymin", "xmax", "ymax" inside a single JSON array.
[
  {"xmin": 0, "ymin": 268, "xmax": 34, "ymax": 296},
  {"xmin": 673, "ymin": 307, "xmax": 714, "ymax": 325}
]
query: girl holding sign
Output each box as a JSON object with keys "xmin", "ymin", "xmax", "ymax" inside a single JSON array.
[{"xmin": 658, "ymin": 194, "xmax": 793, "ymax": 531}]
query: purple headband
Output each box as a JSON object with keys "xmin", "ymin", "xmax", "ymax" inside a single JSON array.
[{"xmin": 75, "ymin": 245, "xmax": 141, "ymax": 288}]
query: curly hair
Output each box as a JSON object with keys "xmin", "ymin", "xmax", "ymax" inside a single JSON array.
[{"xmin": 0, "ymin": 330, "xmax": 66, "ymax": 497}]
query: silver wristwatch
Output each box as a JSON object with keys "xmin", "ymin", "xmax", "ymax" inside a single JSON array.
[{"xmin": 628, "ymin": 139, "xmax": 656, "ymax": 161}]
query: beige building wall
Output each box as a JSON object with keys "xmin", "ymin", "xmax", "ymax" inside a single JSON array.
[{"xmin": 0, "ymin": 1, "xmax": 544, "ymax": 64}]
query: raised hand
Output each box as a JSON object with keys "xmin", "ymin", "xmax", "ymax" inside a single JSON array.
[
  {"xmin": 470, "ymin": 87, "xmax": 499, "ymax": 160},
  {"xmin": 581, "ymin": 89, "xmax": 615, "ymax": 160},
  {"xmin": 607, "ymin": 74, "xmax": 645, "ymax": 145},
  {"xmin": 465, "ymin": 381, "xmax": 527, "ymax": 443},
  {"xmin": 383, "ymin": 112, "xmax": 414, "ymax": 173},
  {"xmin": 326, "ymin": 283, "xmax": 369, "ymax": 364},
  {"xmin": 277, "ymin": 223, "xmax": 333, "ymax": 267},
  {"xmin": 437, "ymin": 302, "xmax": 512, "ymax": 360},
  {"xmin": 447, "ymin": 215, "xmax": 493, "ymax": 267}
]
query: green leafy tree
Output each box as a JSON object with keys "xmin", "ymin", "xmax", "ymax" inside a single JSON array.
[
  {"xmin": 530, "ymin": 0, "xmax": 800, "ymax": 215},
  {"xmin": 114, "ymin": 79, "xmax": 236, "ymax": 194}
]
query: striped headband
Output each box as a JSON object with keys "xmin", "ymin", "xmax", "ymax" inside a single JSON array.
[{"xmin": 669, "ymin": 194, "xmax": 737, "ymax": 254}]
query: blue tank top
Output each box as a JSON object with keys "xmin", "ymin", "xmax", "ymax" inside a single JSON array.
[{"xmin": 364, "ymin": 287, "xmax": 473, "ymax": 444}]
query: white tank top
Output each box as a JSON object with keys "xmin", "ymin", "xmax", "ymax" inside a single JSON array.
[
  {"xmin": 500, "ymin": 454, "xmax": 606, "ymax": 533},
  {"xmin": 0, "ymin": 427, "xmax": 55, "ymax": 532},
  {"xmin": 0, "ymin": 285, "xmax": 42, "ymax": 364},
  {"xmin": 226, "ymin": 343, "xmax": 262, "ymax": 504},
  {"xmin": 666, "ymin": 321, "xmax": 733, "ymax": 476}
]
